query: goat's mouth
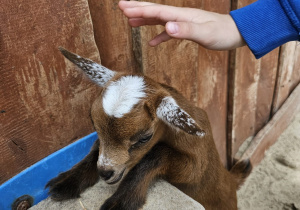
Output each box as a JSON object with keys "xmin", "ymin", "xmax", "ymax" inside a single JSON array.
[{"xmin": 105, "ymin": 168, "xmax": 126, "ymax": 185}]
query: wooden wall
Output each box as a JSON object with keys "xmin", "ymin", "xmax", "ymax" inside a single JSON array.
[
  {"xmin": 1, "ymin": 0, "xmax": 299, "ymax": 184},
  {"xmin": 0, "ymin": 0, "xmax": 101, "ymax": 184}
]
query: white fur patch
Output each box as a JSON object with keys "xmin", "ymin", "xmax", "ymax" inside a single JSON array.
[
  {"xmin": 102, "ymin": 76, "xmax": 146, "ymax": 118},
  {"xmin": 98, "ymin": 153, "xmax": 114, "ymax": 167}
]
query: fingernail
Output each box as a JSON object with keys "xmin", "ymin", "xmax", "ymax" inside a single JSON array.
[{"xmin": 167, "ymin": 22, "xmax": 179, "ymax": 34}]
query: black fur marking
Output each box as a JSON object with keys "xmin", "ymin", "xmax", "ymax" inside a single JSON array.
[{"xmin": 46, "ymin": 140, "xmax": 100, "ymax": 200}]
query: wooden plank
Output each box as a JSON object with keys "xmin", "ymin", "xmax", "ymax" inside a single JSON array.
[
  {"xmin": 290, "ymin": 45, "xmax": 300, "ymax": 90},
  {"xmin": 229, "ymin": 45, "xmax": 259, "ymax": 163},
  {"xmin": 239, "ymin": 84, "xmax": 300, "ymax": 167},
  {"xmin": 140, "ymin": 0, "xmax": 200, "ymax": 103},
  {"xmin": 87, "ymin": 0, "xmax": 140, "ymax": 73},
  {"xmin": 227, "ymin": 50, "xmax": 237, "ymax": 167},
  {"xmin": 0, "ymin": 0, "xmax": 99, "ymax": 184},
  {"xmin": 230, "ymin": 48, "xmax": 279, "ymax": 163},
  {"xmin": 272, "ymin": 42, "xmax": 298, "ymax": 114},
  {"xmin": 254, "ymin": 49, "xmax": 279, "ymax": 132},
  {"xmin": 228, "ymin": 0, "xmax": 258, "ymax": 166},
  {"xmin": 196, "ymin": 1, "xmax": 231, "ymax": 166},
  {"xmin": 228, "ymin": 0, "xmax": 280, "ymax": 165}
]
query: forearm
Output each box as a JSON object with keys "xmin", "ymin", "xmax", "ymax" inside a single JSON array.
[{"xmin": 230, "ymin": 0, "xmax": 300, "ymax": 59}]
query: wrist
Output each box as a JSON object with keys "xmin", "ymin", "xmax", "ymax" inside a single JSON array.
[{"xmin": 223, "ymin": 14, "xmax": 246, "ymax": 49}]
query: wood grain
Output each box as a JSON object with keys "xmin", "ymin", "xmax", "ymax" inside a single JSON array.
[
  {"xmin": 272, "ymin": 42, "xmax": 299, "ymax": 114},
  {"xmin": 254, "ymin": 49, "xmax": 279, "ymax": 133},
  {"xmin": 228, "ymin": 0, "xmax": 280, "ymax": 165},
  {"xmin": 229, "ymin": 45, "xmax": 258, "ymax": 163},
  {"xmin": 87, "ymin": 0, "xmax": 140, "ymax": 73},
  {"xmin": 0, "ymin": 0, "xmax": 99, "ymax": 184},
  {"xmin": 138, "ymin": 0, "xmax": 199, "ymax": 104},
  {"xmin": 240, "ymin": 84, "xmax": 300, "ymax": 167},
  {"xmin": 196, "ymin": 0, "xmax": 231, "ymax": 166},
  {"xmin": 229, "ymin": 48, "xmax": 279, "ymax": 163},
  {"xmin": 290, "ymin": 46, "xmax": 300, "ymax": 90}
]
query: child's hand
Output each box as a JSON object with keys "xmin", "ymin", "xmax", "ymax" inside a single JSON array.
[{"xmin": 119, "ymin": 1, "xmax": 245, "ymax": 50}]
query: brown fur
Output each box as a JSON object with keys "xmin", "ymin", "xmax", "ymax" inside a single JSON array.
[{"xmin": 46, "ymin": 48, "xmax": 252, "ymax": 210}]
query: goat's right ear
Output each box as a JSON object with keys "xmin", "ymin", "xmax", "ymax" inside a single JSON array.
[
  {"xmin": 59, "ymin": 47, "xmax": 116, "ymax": 87},
  {"xmin": 156, "ymin": 96, "xmax": 206, "ymax": 137}
]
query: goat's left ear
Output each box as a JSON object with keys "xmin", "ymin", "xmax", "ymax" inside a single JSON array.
[
  {"xmin": 156, "ymin": 96, "xmax": 206, "ymax": 137},
  {"xmin": 59, "ymin": 47, "xmax": 116, "ymax": 87}
]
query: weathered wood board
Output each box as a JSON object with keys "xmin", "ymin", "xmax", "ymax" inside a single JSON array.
[
  {"xmin": 240, "ymin": 84, "xmax": 300, "ymax": 167},
  {"xmin": 272, "ymin": 42, "xmax": 300, "ymax": 114},
  {"xmin": 254, "ymin": 49, "xmax": 279, "ymax": 132},
  {"xmin": 139, "ymin": 0, "xmax": 199, "ymax": 103},
  {"xmin": 0, "ymin": 0, "xmax": 99, "ymax": 184},
  {"xmin": 229, "ymin": 47, "xmax": 279, "ymax": 164},
  {"xmin": 196, "ymin": 0, "xmax": 231, "ymax": 167},
  {"xmin": 87, "ymin": 0, "xmax": 140, "ymax": 73},
  {"xmin": 228, "ymin": 0, "xmax": 280, "ymax": 165}
]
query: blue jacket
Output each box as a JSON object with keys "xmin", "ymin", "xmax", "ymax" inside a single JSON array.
[{"xmin": 230, "ymin": 0, "xmax": 300, "ymax": 58}]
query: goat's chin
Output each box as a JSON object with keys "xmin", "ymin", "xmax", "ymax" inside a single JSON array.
[{"xmin": 105, "ymin": 168, "xmax": 127, "ymax": 185}]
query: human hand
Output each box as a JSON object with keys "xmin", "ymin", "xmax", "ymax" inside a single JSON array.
[{"xmin": 119, "ymin": 1, "xmax": 245, "ymax": 50}]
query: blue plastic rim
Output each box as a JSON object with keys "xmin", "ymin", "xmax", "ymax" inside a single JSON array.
[{"xmin": 0, "ymin": 132, "xmax": 98, "ymax": 210}]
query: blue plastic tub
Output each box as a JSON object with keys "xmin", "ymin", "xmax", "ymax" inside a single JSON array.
[{"xmin": 0, "ymin": 132, "xmax": 98, "ymax": 210}]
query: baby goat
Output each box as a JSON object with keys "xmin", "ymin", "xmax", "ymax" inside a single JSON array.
[{"xmin": 46, "ymin": 48, "xmax": 252, "ymax": 210}]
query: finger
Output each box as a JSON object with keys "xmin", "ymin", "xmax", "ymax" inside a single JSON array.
[
  {"xmin": 122, "ymin": 5, "xmax": 201, "ymax": 23},
  {"xmin": 148, "ymin": 31, "xmax": 172, "ymax": 47},
  {"xmin": 128, "ymin": 18, "xmax": 165, "ymax": 27},
  {"xmin": 166, "ymin": 21, "xmax": 222, "ymax": 49},
  {"xmin": 118, "ymin": 1, "xmax": 155, "ymax": 11}
]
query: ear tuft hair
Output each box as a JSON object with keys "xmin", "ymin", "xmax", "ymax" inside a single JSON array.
[{"xmin": 156, "ymin": 96, "xmax": 205, "ymax": 137}]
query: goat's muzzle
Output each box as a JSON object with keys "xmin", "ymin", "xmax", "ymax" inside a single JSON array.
[
  {"xmin": 99, "ymin": 170, "xmax": 114, "ymax": 181},
  {"xmin": 98, "ymin": 167, "xmax": 126, "ymax": 185}
]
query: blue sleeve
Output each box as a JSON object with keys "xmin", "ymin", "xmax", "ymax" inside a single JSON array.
[{"xmin": 230, "ymin": 0, "xmax": 300, "ymax": 59}]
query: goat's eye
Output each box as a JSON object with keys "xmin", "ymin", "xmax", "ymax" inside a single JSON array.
[{"xmin": 138, "ymin": 134, "xmax": 153, "ymax": 144}]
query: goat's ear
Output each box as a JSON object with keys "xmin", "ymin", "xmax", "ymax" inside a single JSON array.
[
  {"xmin": 156, "ymin": 96, "xmax": 206, "ymax": 137},
  {"xmin": 59, "ymin": 47, "xmax": 116, "ymax": 87}
]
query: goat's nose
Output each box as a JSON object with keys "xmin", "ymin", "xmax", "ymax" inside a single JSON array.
[{"xmin": 99, "ymin": 170, "xmax": 114, "ymax": 180}]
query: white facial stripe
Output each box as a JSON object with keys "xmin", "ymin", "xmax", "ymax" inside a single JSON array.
[
  {"xmin": 98, "ymin": 153, "xmax": 114, "ymax": 167},
  {"xmin": 102, "ymin": 76, "xmax": 146, "ymax": 118}
]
